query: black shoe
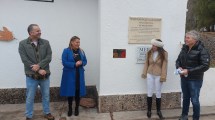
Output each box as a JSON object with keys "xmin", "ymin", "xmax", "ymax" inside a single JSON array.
[
  {"xmin": 157, "ymin": 111, "xmax": 164, "ymax": 119},
  {"xmin": 74, "ymin": 107, "xmax": 79, "ymax": 116},
  {"xmin": 67, "ymin": 109, "xmax": 72, "ymax": 116},
  {"xmin": 26, "ymin": 117, "xmax": 32, "ymax": 120},
  {"xmin": 193, "ymin": 119, "xmax": 199, "ymax": 120},
  {"xmin": 147, "ymin": 111, "xmax": 151, "ymax": 118},
  {"xmin": 179, "ymin": 115, "xmax": 188, "ymax": 120}
]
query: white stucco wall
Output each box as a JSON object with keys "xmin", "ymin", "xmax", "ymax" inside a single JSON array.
[
  {"xmin": 0, "ymin": 0, "xmax": 99, "ymax": 88},
  {"xmin": 98, "ymin": 0, "xmax": 215, "ymax": 106},
  {"xmin": 0, "ymin": 0, "xmax": 214, "ymax": 107},
  {"xmin": 200, "ymin": 68, "xmax": 215, "ymax": 106},
  {"xmin": 98, "ymin": 0, "xmax": 188, "ymax": 95}
]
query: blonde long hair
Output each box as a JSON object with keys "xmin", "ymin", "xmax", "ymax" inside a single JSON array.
[{"xmin": 68, "ymin": 36, "xmax": 80, "ymax": 48}]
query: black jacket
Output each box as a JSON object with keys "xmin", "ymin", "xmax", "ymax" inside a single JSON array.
[{"xmin": 176, "ymin": 41, "xmax": 210, "ymax": 80}]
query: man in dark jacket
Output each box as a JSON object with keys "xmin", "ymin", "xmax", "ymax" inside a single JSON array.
[
  {"xmin": 176, "ymin": 30, "xmax": 210, "ymax": 120},
  {"xmin": 19, "ymin": 24, "xmax": 54, "ymax": 120}
]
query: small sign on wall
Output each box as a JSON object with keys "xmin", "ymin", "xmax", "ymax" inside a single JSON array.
[
  {"xmin": 136, "ymin": 46, "xmax": 151, "ymax": 63},
  {"xmin": 113, "ymin": 49, "xmax": 126, "ymax": 58}
]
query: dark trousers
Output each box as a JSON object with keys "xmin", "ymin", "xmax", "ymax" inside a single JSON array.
[
  {"xmin": 68, "ymin": 67, "xmax": 80, "ymax": 107},
  {"xmin": 181, "ymin": 77, "xmax": 203, "ymax": 120}
]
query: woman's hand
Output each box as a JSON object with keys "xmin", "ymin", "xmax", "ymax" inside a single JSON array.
[{"xmin": 76, "ymin": 60, "xmax": 82, "ymax": 67}]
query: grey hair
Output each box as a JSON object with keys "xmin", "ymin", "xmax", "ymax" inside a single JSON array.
[{"xmin": 186, "ymin": 30, "xmax": 200, "ymax": 41}]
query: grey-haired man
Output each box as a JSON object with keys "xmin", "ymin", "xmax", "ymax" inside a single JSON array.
[{"xmin": 176, "ymin": 30, "xmax": 210, "ymax": 120}]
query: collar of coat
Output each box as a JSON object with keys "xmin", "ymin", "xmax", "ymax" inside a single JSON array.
[
  {"xmin": 26, "ymin": 37, "xmax": 44, "ymax": 45},
  {"xmin": 182, "ymin": 41, "xmax": 204, "ymax": 51}
]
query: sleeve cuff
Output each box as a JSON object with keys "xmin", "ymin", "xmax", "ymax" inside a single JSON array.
[
  {"xmin": 160, "ymin": 78, "xmax": 166, "ymax": 82},
  {"xmin": 141, "ymin": 74, "xmax": 147, "ymax": 79}
]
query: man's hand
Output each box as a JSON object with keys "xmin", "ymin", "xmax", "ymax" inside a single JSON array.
[
  {"xmin": 31, "ymin": 64, "xmax": 40, "ymax": 72},
  {"xmin": 181, "ymin": 69, "xmax": 188, "ymax": 75},
  {"xmin": 38, "ymin": 69, "xmax": 47, "ymax": 76}
]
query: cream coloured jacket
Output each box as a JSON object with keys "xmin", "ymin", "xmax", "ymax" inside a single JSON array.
[{"xmin": 142, "ymin": 51, "xmax": 168, "ymax": 82}]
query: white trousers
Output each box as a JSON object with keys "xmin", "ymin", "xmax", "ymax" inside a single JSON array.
[{"xmin": 147, "ymin": 73, "xmax": 163, "ymax": 98}]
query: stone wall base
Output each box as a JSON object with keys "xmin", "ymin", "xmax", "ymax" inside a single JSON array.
[
  {"xmin": 98, "ymin": 92, "xmax": 181, "ymax": 113},
  {"xmin": 0, "ymin": 86, "xmax": 97, "ymax": 104},
  {"xmin": 0, "ymin": 87, "xmax": 181, "ymax": 113}
]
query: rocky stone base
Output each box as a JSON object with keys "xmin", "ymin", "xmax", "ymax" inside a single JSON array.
[
  {"xmin": 0, "ymin": 87, "xmax": 181, "ymax": 113},
  {"xmin": 98, "ymin": 92, "xmax": 181, "ymax": 113},
  {"xmin": 0, "ymin": 86, "xmax": 98, "ymax": 104}
]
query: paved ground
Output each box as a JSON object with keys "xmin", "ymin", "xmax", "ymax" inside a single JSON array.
[{"xmin": 0, "ymin": 102, "xmax": 215, "ymax": 120}]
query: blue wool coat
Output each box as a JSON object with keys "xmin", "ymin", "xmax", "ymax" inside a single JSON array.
[{"xmin": 60, "ymin": 48, "xmax": 87, "ymax": 97}]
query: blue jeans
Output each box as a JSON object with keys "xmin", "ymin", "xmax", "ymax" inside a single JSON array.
[
  {"xmin": 181, "ymin": 77, "xmax": 203, "ymax": 120},
  {"xmin": 25, "ymin": 76, "xmax": 50, "ymax": 118}
]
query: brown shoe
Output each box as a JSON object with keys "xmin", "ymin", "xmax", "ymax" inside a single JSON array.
[
  {"xmin": 44, "ymin": 113, "xmax": 55, "ymax": 120},
  {"xmin": 26, "ymin": 117, "xmax": 32, "ymax": 120}
]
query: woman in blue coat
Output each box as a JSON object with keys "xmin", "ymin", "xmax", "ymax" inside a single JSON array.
[{"xmin": 60, "ymin": 36, "xmax": 87, "ymax": 116}]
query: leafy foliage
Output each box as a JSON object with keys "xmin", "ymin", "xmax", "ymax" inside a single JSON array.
[{"xmin": 193, "ymin": 0, "xmax": 215, "ymax": 29}]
